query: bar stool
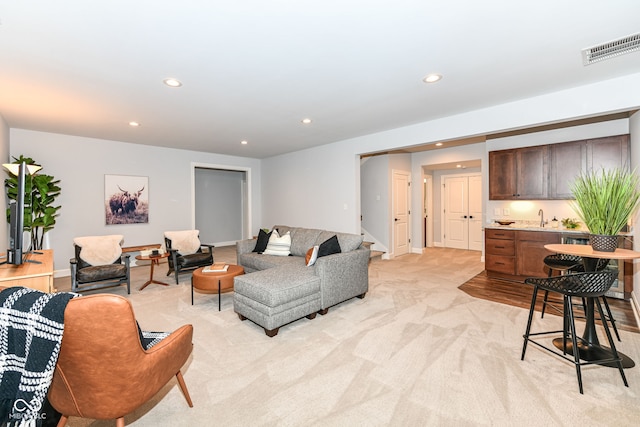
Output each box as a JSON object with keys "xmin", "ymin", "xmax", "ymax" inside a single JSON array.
[
  {"xmin": 521, "ymin": 271, "xmax": 627, "ymax": 394},
  {"xmin": 542, "ymin": 254, "xmax": 620, "ymax": 341}
]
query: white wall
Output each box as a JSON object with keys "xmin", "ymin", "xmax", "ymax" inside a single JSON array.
[
  {"xmin": 10, "ymin": 129, "xmax": 262, "ymax": 276},
  {"xmin": 261, "ymin": 142, "xmax": 360, "ymax": 232},
  {"xmin": 629, "ymin": 111, "xmax": 640, "ymax": 311},
  {"xmin": 360, "ymin": 156, "xmax": 389, "ymax": 250},
  {"xmin": 0, "ymin": 114, "xmax": 9, "ymax": 253},
  {"xmin": 261, "ymin": 72, "xmax": 640, "ymax": 260}
]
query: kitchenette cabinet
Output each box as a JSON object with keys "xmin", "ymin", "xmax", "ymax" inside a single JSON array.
[
  {"xmin": 485, "ymin": 228, "xmax": 559, "ymax": 279},
  {"xmin": 488, "ymin": 145, "xmax": 548, "ymax": 200},
  {"xmin": 489, "ymin": 134, "xmax": 630, "ymax": 200},
  {"xmin": 484, "ymin": 227, "xmax": 633, "ymax": 299}
]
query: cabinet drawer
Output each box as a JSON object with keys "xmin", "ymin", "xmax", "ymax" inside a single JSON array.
[
  {"xmin": 485, "ymin": 229, "xmax": 515, "ymax": 240},
  {"xmin": 486, "ymin": 255, "xmax": 516, "ymax": 275},
  {"xmin": 485, "ymin": 238, "xmax": 515, "ymax": 255},
  {"xmin": 516, "ymin": 230, "xmax": 560, "ymax": 243}
]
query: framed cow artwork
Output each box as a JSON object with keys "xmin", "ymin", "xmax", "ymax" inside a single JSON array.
[{"xmin": 104, "ymin": 174, "xmax": 149, "ymax": 225}]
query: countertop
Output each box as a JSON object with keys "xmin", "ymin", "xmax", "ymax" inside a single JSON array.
[{"xmin": 484, "ymin": 224, "xmax": 632, "ymax": 236}]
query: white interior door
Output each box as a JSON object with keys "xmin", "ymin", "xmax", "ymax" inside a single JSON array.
[
  {"xmin": 392, "ymin": 170, "xmax": 410, "ymax": 257},
  {"xmin": 444, "ymin": 173, "xmax": 482, "ymax": 250},
  {"xmin": 444, "ymin": 176, "xmax": 468, "ymax": 249}
]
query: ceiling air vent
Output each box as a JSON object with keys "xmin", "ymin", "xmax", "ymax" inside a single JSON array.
[{"xmin": 582, "ymin": 32, "xmax": 640, "ymax": 65}]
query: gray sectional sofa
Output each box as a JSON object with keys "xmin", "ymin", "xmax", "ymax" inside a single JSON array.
[{"xmin": 234, "ymin": 225, "xmax": 370, "ymax": 336}]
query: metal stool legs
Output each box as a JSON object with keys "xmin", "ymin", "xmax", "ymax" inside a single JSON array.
[
  {"xmin": 542, "ymin": 262, "xmax": 620, "ymax": 342},
  {"xmin": 522, "ymin": 278, "xmax": 628, "ymax": 394}
]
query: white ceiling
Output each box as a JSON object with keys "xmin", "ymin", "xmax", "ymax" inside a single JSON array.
[{"xmin": 1, "ymin": 1, "xmax": 640, "ymax": 159}]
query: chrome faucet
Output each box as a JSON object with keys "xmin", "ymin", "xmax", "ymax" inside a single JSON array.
[{"xmin": 538, "ymin": 209, "xmax": 544, "ymax": 227}]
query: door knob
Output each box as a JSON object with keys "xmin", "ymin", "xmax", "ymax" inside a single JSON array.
[{"xmin": 394, "ymin": 218, "xmax": 398, "ymax": 222}]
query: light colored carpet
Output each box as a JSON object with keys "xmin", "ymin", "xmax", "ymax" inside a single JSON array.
[{"xmin": 54, "ymin": 247, "xmax": 640, "ymax": 426}]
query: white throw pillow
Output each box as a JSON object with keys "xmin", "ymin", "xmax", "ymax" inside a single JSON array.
[{"xmin": 263, "ymin": 229, "xmax": 292, "ymax": 256}]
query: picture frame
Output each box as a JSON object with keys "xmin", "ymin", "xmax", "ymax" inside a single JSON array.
[{"xmin": 105, "ymin": 174, "xmax": 149, "ymax": 225}]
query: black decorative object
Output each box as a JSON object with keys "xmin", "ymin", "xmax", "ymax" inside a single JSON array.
[{"xmin": 589, "ymin": 234, "xmax": 618, "ymax": 252}]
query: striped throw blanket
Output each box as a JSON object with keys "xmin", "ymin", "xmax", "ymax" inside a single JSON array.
[{"xmin": 0, "ymin": 287, "xmax": 78, "ymax": 427}]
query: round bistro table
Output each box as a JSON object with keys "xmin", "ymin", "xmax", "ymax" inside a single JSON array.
[
  {"xmin": 544, "ymin": 243, "xmax": 640, "ymax": 368},
  {"xmin": 191, "ymin": 265, "xmax": 244, "ymax": 310}
]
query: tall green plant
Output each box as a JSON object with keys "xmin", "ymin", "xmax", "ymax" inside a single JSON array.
[
  {"xmin": 570, "ymin": 168, "xmax": 640, "ymax": 236},
  {"xmin": 4, "ymin": 155, "xmax": 61, "ymax": 250}
]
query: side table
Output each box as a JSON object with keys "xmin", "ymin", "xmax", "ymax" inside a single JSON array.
[
  {"xmin": 192, "ymin": 265, "xmax": 244, "ymax": 310},
  {"xmin": 135, "ymin": 252, "xmax": 171, "ymax": 290}
]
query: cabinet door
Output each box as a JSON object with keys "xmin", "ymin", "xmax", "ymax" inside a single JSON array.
[
  {"xmin": 516, "ymin": 231, "xmax": 560, "ymax": 277},
  {"xmin": 587, "ymin": 135, "xmax": 630, "ymax": 172},
  {"xmin": 516, "ymin": 145, "xmax": 548, "ymax": 199},
  {"xmin": 489, "ymin": 150, "xmax": 517, "ymax": 200},
  {"xmin": 549, "ymin": 140, "xmax": 586, "ymax": 199}
]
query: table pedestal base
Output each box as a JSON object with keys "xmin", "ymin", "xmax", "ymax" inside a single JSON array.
[
  {"xmin": 139, "ymin": 258, "xmax": 170, "ymax": 290},
  {"xmin": 552, "ymin": 338, "xmax": 635, "ymax": 369}
]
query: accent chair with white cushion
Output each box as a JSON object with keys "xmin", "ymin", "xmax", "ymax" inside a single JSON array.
[
  {"xmin": 164, "ymin": 230, "xmax": 214, "ymax": 284},
  {"xmin": 70, "ymin": 234, "xmax": 131, "ymax": 294}
]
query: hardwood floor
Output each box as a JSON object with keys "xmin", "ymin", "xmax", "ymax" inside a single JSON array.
[{"xmin": 459, "ymin": 271, "xmax": 639, "ymax": 333}]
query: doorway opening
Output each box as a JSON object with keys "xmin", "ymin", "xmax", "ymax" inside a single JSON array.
[
  {"xmin": 421, "ymin": 160, "xmax": 482, "ymax": 250},
  {"xmin": 191, "ymin": 163, "xmax": 252, "ymax": 246}
]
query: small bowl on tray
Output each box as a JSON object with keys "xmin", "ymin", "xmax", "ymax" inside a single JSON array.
[{"xmin": 495, "ymin": 220, "xmax": 515, "ymax": 226}]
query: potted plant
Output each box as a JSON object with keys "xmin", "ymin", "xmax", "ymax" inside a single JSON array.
[
  {"xmin": 4, "ymin": 155, "xmax": 61, "ymax": 250},
  {"xmin": 570, "ymin": 167, "xmax": 640, "ymax": 252}
]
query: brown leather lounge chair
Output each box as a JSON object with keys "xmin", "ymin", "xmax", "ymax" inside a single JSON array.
[{"xmin": 48, "ymin": 294, "xmax": 193, "ymax": 427}]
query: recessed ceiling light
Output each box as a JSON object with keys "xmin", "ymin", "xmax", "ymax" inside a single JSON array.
[
  {"xmin": 435, "ymin": 142, "xmax": 443, "ymax": 146},
  {"xmin": 423, "ymin": 73, "xmax": 442, "ymax": 83},
  {"xmin": 241, "ymin": 140, "xmax": 248, "ymax": 145},
  {"xmin": 129, "ymin": 121, "xmax": 140, "ymax": 127},
  {"xmin": 301, "ymin": 118, "xmax": 312, "ymax": 124},
  {"xmin": 163, "ymin": 78, "xmax": 182, "ymax": 87},
  {"xmin": 456, "ymin": 164, "xmax": 462, "ymax": 168}
]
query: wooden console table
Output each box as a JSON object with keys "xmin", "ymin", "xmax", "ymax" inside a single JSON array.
[{"xmin": 0, "ymin": 249, "xmax": 55, "ymax": 293}]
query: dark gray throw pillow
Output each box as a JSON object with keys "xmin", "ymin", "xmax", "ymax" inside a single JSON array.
[
  {"xmin": 253, "ymin": 229, "xmax": 272, "ymax": 253},
  {"xmin": 318, "ymin": 235, "xmax": 341, "ymax": 257}
]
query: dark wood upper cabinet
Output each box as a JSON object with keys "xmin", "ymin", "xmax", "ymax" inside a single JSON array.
[
  {"xmin": 549, "ymin": 140, "xmax": 586, "ymax": 199},
  {"xmin": 488, "ymin": 150, "xmax": 517, "ymax": 199},
  {"xmin": 489, "ymin": 145, "xmax": 548, "ymax": 199},
  {"xmin": 587, "ymin": 134, "xmax": 630, "ymax": 172},
  {"xmin": 490, "ymin": 134, "xmax": 630, "ymax": 200},
  {"xmin": 516, "ymin": 145, "xmax": 548, "ymax": 199}
]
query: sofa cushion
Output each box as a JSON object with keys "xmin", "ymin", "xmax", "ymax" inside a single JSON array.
[
  {"xmin": 253, "ymin": 229, "xmax": 272, "ymax": 253},
  {"xmin": 77, "ymin": 264, "xmax": 127, "ymax": 283},
  {"xmin": 238, "ymin": 252, "xmax": 305, "ymax": 271},
  {"xmin": 318, "ymin": 235, "xmax": 341, "ymax": 257},
  {"xmin": 290, "ymin": 228, "xmax": 323, "ymax": 257},
  {"xmin": 263, "ymin": 230, "xmax": 291, "ymax": 256},
  {"xmin": 234, "ymin": 266, "xmax": 320, "ymax": 308}
]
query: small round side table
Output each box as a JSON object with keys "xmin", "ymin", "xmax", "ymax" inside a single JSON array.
[{"xmin": 135, "ymin": 252, "xmax": 171, "ymax": 290}]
